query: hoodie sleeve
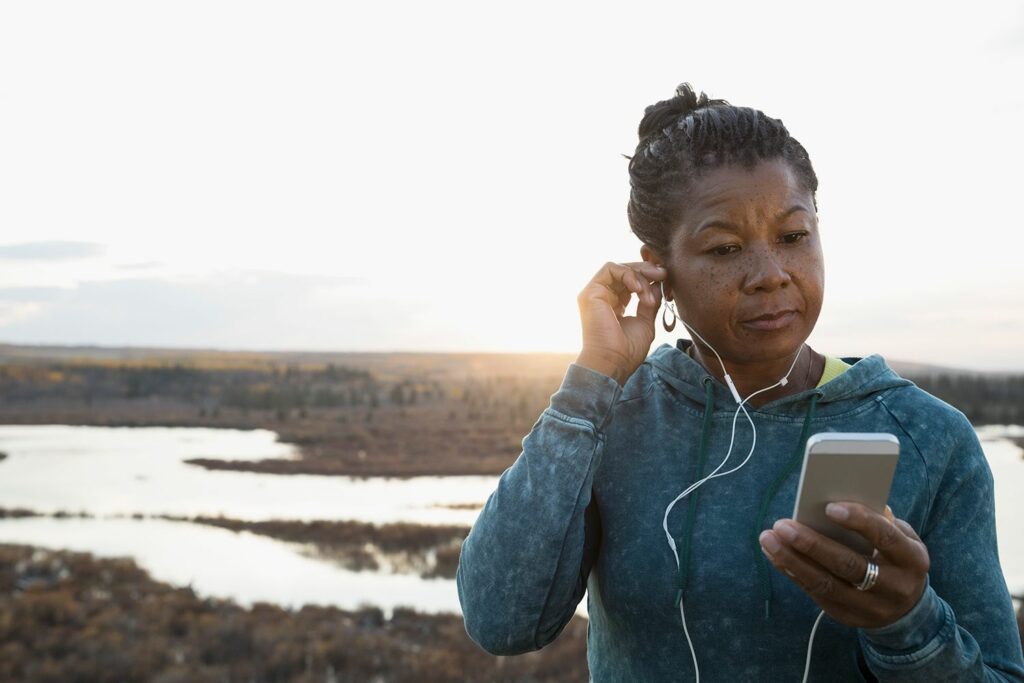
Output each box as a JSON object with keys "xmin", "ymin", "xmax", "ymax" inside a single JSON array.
[
  {"xmin": 456, "ymin": 361, "xmax": 622, "ymax": 655},
  {"xmin": 858, "ymin": 412, "xmax": 1024, "ymax": 682}
]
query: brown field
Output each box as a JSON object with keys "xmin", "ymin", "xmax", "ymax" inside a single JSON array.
[{"xmin": 0, "ymin": 543, "xmax": 589, "ymax": 683}]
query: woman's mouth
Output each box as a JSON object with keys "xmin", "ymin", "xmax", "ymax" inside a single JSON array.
[{"xmin": 741, "ymin": 310, "xmax": 797, "ymax": 331}]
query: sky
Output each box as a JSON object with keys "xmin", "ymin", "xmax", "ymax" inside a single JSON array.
[{"xmin": 1, "ymin": 1, "xmax": 1022, "ymax": 371}]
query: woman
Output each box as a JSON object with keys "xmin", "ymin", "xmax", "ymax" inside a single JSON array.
[{"xmin": 456, "ymin": 83, "xmax": 1024, "ymax": 681}]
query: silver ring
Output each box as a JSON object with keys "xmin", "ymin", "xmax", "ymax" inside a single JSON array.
[{"xmin": 855, "ymin": 561, "xmax": 880, "ymax": 591}]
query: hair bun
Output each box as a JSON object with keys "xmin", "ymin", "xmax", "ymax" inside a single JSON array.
[
  {"xmin": 671, "ymin": 82, "xmax": 706, "ymax": 112},
  {"xmin": 637, "ymin": 82, "xmax": 730, "ymax": 144}
]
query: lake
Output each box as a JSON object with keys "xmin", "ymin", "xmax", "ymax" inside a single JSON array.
[
  {"xmin": 0, "ymin": 425, "xmax": 492, "ymax": 525},
  {"xmin": 1, "ymin": 424, "xmax": 1022, "ymax": 620}
]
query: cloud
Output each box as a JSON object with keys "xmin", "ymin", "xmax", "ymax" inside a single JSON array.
[
  {"xmin": 0, "ymin": 241, "xmax": 104, "ymax": 261},
  {"xmin": 0, "ymin": 270, "xmax": 404, "ymax": 351}
]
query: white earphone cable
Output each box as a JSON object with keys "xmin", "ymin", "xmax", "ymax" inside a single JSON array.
[
  {"xmin": 658, "ymin": 283, "xmax": 816, "ymax": 681},
  {"xmin": 803, "ymin": 610, "xmax": 826, "ymax": 683}
]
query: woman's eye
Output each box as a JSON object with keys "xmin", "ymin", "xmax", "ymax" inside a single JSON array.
[
  {"xmin": 711, "ymin": 245, "xmax": 739, "ymax": 256},
  {"xmin": 782, "ymin": 231, "xmax": 809, "ymax": 244}
]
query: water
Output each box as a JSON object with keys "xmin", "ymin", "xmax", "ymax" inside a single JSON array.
[
  {"xmin": 0, "ymin": 425, "xmax": 494, "ymax": 526},
  {"xmin": 0, "ymin": 516, "xmax": 459, "ymax": 614},
  {"xmin": 980, "ymin": 429, "xmax": 1024, "ymax": 596},
  {"xmin": 0, "ymin": 424, "xmax": 1022, "ymax": 618}
]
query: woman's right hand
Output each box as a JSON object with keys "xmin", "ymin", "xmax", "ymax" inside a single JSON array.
[{"xmin": 574, "ymin": 261, "xmax": 668, "ymax": 386}]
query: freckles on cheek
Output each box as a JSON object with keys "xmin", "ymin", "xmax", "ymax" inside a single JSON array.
[
  {"xmin": 691, "ymin": 266, "xmax": 735, "ymax": 325},
  {"xmin": 709, "ymin": 265, "xmax": 735, "ymax": 295}
]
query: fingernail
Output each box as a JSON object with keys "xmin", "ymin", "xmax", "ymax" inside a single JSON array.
[
  {"xmin": 774, "ymin": 520, "xmax": 798, "ymax": 542},
  {"xmin": 826, "ymin": 503, "xmax": 849, "ymax": 521},
  {"xmin": 759, "ymin": 530, "xmax": 781, "ymax": 555}
]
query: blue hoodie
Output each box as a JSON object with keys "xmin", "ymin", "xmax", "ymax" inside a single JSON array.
[{"xmin": 456, "ymin": 339, "xmax": 1024, "ymax": 681}]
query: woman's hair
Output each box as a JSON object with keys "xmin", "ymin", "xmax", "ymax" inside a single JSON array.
[{"xmin": 627, "ymin": 82, "xmax": 819, "ymax": 256}]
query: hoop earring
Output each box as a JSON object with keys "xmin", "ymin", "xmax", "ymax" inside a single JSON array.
[
  {"xmin": 660, "ymin": 281, "xmax": 677, "ymax": 332},
  {"xmin": 662, "ymin": 304, "xmax": 677, "ymax": 332}
]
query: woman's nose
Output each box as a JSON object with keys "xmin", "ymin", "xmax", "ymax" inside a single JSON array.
[{"xmin": 742, "ymin": 246, "xmax": 792, "ymax": 293}]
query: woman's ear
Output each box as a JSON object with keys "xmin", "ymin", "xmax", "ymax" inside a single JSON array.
[
  {"xmin": 640, "ymin": 243, "xmax": 673, "ymax": 302},
  {"xmin": 639, "ymin": 243, "xmax": 660, "ymax": 267}
]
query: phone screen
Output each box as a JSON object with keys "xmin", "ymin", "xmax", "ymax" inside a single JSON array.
[{"xmin": 791, "ymin": 433, "xmax": 900, "ymax": 556}]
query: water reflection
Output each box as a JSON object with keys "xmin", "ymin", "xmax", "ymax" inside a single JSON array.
[
  {"xmin": 0, "ymin": 516, "xmax": 459, "ymax": 618},
  {"xmin": 0, "ymin": 425, "xmax": 492, "ymax": 526}
]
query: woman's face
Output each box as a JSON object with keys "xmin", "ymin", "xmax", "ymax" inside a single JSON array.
[{"xmin": 641, "ymin": 158, "xmax": 824, "ymax": 365}]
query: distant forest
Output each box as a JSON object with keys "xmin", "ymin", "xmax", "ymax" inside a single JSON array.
[
  {"xmin": 0, "ymin": 358, "xmax": 1021, "ymax": 426},
  {"xmin": 0, "ymin": 362, "xmax": 389, "ymax": 414},
  {"xmin": 909, "ymin": 373, "xmax": 1024, "ymax": 425}
]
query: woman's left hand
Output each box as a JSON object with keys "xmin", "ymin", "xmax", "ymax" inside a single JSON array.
[{"xmin": 758, "ymin": 502, "xmax": 930, "ymax": 629}]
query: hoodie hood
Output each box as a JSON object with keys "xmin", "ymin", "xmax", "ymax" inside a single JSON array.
[{"xmin": 646, "ymin": 338, "xmax": 914, "ymax": 418}]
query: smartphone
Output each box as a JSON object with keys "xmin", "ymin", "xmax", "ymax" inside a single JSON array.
[{"xmin": 791, "ymin": 432, "xmax": 900, "ymax": 556}]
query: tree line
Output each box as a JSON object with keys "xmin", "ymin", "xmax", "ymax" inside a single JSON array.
[{"xmin": 1, "ymin": 361, "xmax": 1021, "ymax": 427}]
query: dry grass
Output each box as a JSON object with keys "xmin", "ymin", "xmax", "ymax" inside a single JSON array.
[{"xmin": 0, "ymin": 543, "xmax": 590, "ymax": 683}]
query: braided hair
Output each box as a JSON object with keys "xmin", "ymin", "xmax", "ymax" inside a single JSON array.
[{"xmin": 627, "ymin": 82, "xmax": 819, "ymax": 256}]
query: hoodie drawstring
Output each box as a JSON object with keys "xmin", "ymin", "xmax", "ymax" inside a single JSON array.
[
  {"xmin": 754, "ymin": 390, "xmax": 822, "ymax": 619},
  {"xmin": 674, "ymin": 377, "xmax": 715, "ymax": 609}
]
